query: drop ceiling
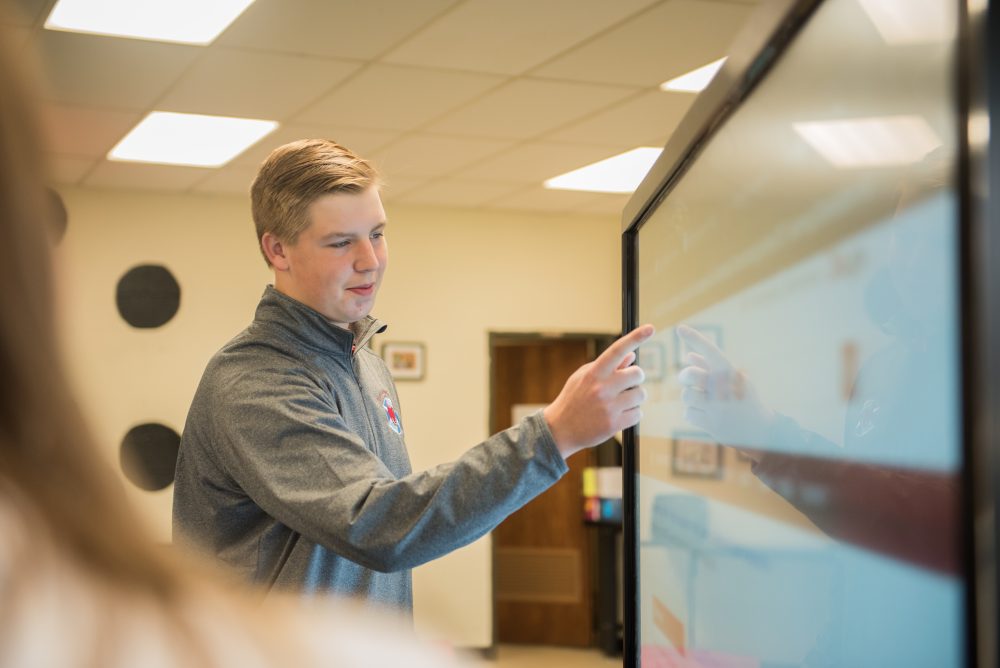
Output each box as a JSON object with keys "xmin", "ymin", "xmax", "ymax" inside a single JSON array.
[{"xmin": 7, "ymin": 0, "xmax": 760, "ymax": 215}]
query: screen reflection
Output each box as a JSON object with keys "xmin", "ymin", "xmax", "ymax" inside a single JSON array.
[{"xmin": 633, "ymin": 0, "xmax": 961, "ymax": 666}]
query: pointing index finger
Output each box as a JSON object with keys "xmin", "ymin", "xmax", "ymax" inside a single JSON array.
[
  {"xmin": 595, "ymin": 325, "xmax": 654, "ymax": 375},
  {"xmin": 676, "ymin": 324, "xmax": 727, "ymax": 367}
]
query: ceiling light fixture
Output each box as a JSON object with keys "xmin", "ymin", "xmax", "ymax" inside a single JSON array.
[
  {"xmin": 544, "ymin": 147, "xmax": 662, "ymax": 194},
  {"xmin": 45, "ymin": 0, "xmax": 256, "ymax": 45},
  {"xmin": 793, "ymin": 115, "xmax": 942, "ymax": 168},
  {"xmin": 109, "ymin": 111, "xmax": 277, "ymax": 168},
  {"xmin": 659, "ymin": 57, "xmax": 727, "ymax": 93}
]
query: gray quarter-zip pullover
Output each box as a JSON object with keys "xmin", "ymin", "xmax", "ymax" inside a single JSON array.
[{"xmin": 172, "ymin": 286, "xmax": 568, "ymax": 611}]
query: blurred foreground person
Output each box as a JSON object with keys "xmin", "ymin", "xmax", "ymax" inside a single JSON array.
[{"xmin": 0, "ymin": 10, "xmax": 455, "ymax": 668}]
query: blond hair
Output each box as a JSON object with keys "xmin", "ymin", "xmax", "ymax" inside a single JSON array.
[
  {"xmin": 0, "ymin": 5, "xmax": 188, "ymax": 604},
  {"xmin": 250, "ymin": 139, "xmax": 381, "ymax": 266},
  {"xmin": 0, "ymin": 12, "xmax": 269, "ymax": 666},
  {"xmin": 0, "ymin": 13, "xmax": 460, "ymax": 667}
]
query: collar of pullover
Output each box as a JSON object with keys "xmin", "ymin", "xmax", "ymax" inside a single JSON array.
[{"xmin": 253, "ymin": 285, "xmax": 387, "ymax": 357}]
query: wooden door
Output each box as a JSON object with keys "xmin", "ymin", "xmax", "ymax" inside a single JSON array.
[{"xmin": 491, "ymin": 337, "xmax": 597, "ymax": 647}]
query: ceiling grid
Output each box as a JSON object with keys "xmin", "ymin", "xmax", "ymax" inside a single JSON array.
[{"xmin": 6, "ymin": 0, "xmax": 760, "ymax": 214}]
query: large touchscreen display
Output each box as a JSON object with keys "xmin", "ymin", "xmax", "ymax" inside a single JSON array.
[{"xmin": 633, "ymin": 0, "xmax": 961, "ymax": 665}]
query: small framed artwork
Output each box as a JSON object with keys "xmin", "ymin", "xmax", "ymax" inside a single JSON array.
[
  {"xmin": 671, "ymin": 434, "xmax": 723, "ymax": 479},
  {"xmin": 381, "ymin": 342, "xmax": 425, "ymax": 381}
]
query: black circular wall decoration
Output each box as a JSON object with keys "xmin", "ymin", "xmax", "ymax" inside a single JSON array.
[
  {"xmin": 119, "ymin": 423, "xmax": 180, "ymax": 491},
  {"xmin": 116, "ymin": 264, "xmax": 181, "ymax": 328}
]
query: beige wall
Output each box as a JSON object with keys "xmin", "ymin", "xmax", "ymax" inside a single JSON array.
[{"xmin": 54, "ymin": 185, "xmax": 621, "ymax": 647}]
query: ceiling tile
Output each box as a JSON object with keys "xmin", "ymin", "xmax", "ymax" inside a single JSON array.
[
  {"xmin": 7, "ymin": 0, "xmax": 47, "ymax": 25},
  {"xmin": 572, "ymin": 192, "xmax": 631, "ymax": 216},
  {"xmin": 158, "ymin": 48, "xmax": 360, "ymax": 119},
  {"xmin": 461, "ymin": 142, "xmax": 625, "ymax": 184},
  {"xmin": 33, "ymin": 30, "xmax": 200, "ymax": 109},
  {"xmin": 380, "ymin": 175, "xmax": 430, "ymax": 201},
  {"xmin": 218, "ymin": 0, "xmax": 457, "ymax": 60},
  {"xmin": 40, "ymin": 104, "xmax": 142, "ymax": 157},
  {"xmin": 548, "ymin": 90, "xmax": 694, "ymax": 148},
  {"xmin": 425, "ymin": 78, "xmax": 636, "ymax": 140},
  {"xmin": 486, "ymin": 185, "xmax": 603, "ymax": 213},
  {"xmin": 83, "ymin": 161, "xmax": 211, "ymax": 191},
  {"xmin": 6, "ymin": 24, "xmax": 32, "ymax": 50},
  {"xmin": 294, "ymin": 64, "xmax": 504, "ymax": 131},
  {"xmin": 393, "ymin": 179, "xmax": 523, "ymax": 207},
  {"xmin": 46, "ymin": 153, "xmax": 98, "ymax": 185},
  {"xmin": 371, "ymin": 134, "xmax": 508, "ymax": 179},
  {"xmin": 192, "ymin": 163, "xmax": 261, "ymax": 195},
  {"xmin": 231, "ymin": 124, "xmax": 400, "ymax": 167},
  {"xmin": 533, "ymin": 0, "xmax": 755, "ymax": 87},
  {"xmin": 383, "ymin": 0, "xmax": 658, "ymax": 75}
]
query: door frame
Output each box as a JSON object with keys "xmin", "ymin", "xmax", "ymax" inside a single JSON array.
[{"xmin": 487, "ymin": 330, "xmax": 619, "ymax": 649}]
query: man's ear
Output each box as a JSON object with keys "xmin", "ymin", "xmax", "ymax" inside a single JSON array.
[{"xmin": 261, "ymin": 232, "xmax": 290, "ymax": 271}]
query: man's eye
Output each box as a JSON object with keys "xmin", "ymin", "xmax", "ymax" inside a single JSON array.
[
  {"xmin": 372, "ymin": 232, "xmax": 384, "ymax": 240},
  {"xmin": 329, "ymin": 241, "xmax": 350, "ymax": 249}
]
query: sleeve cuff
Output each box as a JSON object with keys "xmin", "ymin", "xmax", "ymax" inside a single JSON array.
[{"xmin": 525, "ymin": 410, "xmax": 570, "ymax": 478}]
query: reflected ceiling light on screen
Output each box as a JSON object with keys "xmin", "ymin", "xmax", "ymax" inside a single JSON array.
[
  {"xmin": 968, "ymin": 110, "xmax": 990, "ymax": 148},
  {"xmin": 544, "ymin": 147, "xmax": 662, "ymax": 194},
  {"xmin": 793, "ymin": 115, "xmax": 942, "ymax": 169},
  {"xmin": 968, "ymin": 0, "xmax": 988, "ymax": 15},
  {"xmin": 659, "ymin": 57, "xmax": 727, "ymax": 93},
  {"xmin": 109, "ymin": 111, "xmax": 277, "ymax": 168},
  {"xmin": 45, "ymin": 0, "xmax": 256, "ymax": 45},
  {"xmin": 856, "ymin": 0, "xmax": 954, "ymax": 44}
]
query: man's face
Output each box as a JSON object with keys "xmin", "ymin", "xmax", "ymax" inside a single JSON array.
[{"xmin": 272, "ymin": 186, "xmax": 388, "ymax": 326}]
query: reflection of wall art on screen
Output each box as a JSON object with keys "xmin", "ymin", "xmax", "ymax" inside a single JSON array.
[
  {"xmin": 638, "ymin": 341, "xmax": 666, "ymax": 381},
  {"xmin": 671, "ymin": 434, "xmax": 723, "ymax": 479},
  {"xmin": 116, "ymin": 264, "xmax": 181, "ymax": 328},
  {"xmin": 672, "ymin": 324, "xmax": 723, "ymax": 372},
  {"xmin": 841, "ymin": 340, "xmax": 860, "ymax": 400},
  {"xmin": 119, "ymin": 422, "xmax": 180, "ymax": 491}
]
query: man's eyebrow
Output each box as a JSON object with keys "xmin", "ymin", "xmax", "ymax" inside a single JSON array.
[
  {"xmin": 318, "ymin": 223, "xmax": 386, "ymax": 242},
  {"xmin": 319, "ymin": 231, "xmax": 354, "ymax": 241}
]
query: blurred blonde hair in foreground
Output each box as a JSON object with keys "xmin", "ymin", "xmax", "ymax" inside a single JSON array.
[{"xmin": 0, "ymin": 7, "xmax": 456, "ymax": 668}]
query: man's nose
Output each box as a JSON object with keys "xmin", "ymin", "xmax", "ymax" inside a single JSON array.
[{"xmin": 354, "ymin": 239, "xmax": 379, "ymax": 272}]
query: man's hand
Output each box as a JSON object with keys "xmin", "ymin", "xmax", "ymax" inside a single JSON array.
[
  {"xmin": 543, "ymin": 324, "xmax": 654, "ymax": 459},
  {"xmin": 676, "ymin": 324, "xmax": 774, "ymax": 454}
]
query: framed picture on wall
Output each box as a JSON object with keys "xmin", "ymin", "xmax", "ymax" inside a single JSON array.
[
  {"xmin": 381, "ymin": 342, "xmax": 425, "ymax": 380},
  {"xmin": 671, "ymin": 434, "xmax": 723, "ymax": 479}
]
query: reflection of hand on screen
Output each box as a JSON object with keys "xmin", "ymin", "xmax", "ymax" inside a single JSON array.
[{"xmin": 676, "ymin": 324, "xmax": 774, "ymax": 456}]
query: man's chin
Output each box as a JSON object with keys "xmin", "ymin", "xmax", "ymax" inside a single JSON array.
[{"xmin": 346, "ymin": 306, "xmax": 374, "ymax": 323}]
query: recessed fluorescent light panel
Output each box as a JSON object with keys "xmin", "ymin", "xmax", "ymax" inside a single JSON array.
[
  {"xmin": 856, "ymin": 0, "xmax": 954, "ymax": 44},
  {"xmin": 45, "ymin": 0, "xmax": 256, "ymax": 45},
  {"xmin": 109, "ymin": 111, "xmax": 277, "ymax": 168},
  {"xmin": 544, "ymin": 147, "xmax": 662, "ymax": 194},
  {"xmin": 793, "ymin": 115, "xmax": 942, "ymax": 168},
  {"xmin": 660, "ymin": 57, "xmax": 727, "ymax": 93}
]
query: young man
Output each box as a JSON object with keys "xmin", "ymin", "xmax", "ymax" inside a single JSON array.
[{"xmin": 172, "ymin": 138, "xmax": 652, "ymax": 611}]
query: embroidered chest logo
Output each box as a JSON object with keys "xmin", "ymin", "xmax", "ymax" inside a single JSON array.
[{"xmin": 378, "ymin": 390, "xmax": 403, "ymax": 435}]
